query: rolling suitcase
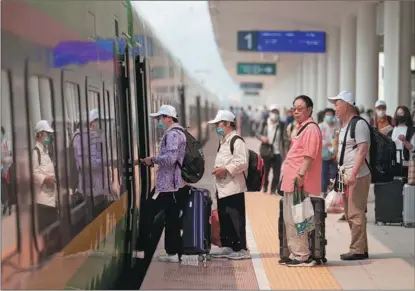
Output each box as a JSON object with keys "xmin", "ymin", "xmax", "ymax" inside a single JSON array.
[
  {"xmin": 403, "ymin": 184, "xmax": 415, "ymax": 227},
  {"xmin": 182, "ymin": 187, "xmax": 212, "ymax": 262},
  {"xmin": 374, "ymin": 179, "xmax": 404, "ymax": 225},
  {"xmin": 278, "ymin": 197, "xmax": 327, "ymax": 265}
]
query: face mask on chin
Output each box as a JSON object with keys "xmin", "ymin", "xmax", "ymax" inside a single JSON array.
[{"xmin": 376, "ymin": 110, "xmax": 386, "ymax": 118}]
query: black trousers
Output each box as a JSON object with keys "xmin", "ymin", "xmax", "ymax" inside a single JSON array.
[
  {"xmin": 137, "ymin": 186, "xmax": 189, "ymax": 255},
  {"xmin": 37, "ymin": 204, "xmax": 58, "ymax": 233},
  {"xmin": 263, "ymin": 154, "xmax": 282, "ymax": 193},
  {"xmin": 218, "ymin": 192, "xmax": 247, "ymax": 252}
]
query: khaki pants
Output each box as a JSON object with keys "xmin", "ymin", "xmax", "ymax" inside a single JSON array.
[
  {"xmin": 283, "ymin": 192, "xmax": 311, "ymax": 262},
  {"xmin": 344, "ymin": 174, "xmax": 371, "ymax": 254}
]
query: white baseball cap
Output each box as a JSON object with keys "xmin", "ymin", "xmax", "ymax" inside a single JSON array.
[
  {"xmin": 328, "ymin": 90, "xmax": 355, "ymax": 106},
  {"xmin": 375, "ymin": 100, "xmax": 386, "ymax": 108},
  {"xmin": 269, "ymin": 104, "xmax": 279, "ymax": 111},
  {"xmin": 89, "ymin": 108, "xmax": 99, "ymax": 122},
  {"xmin": 149, "ymin": 105, "xmax": 178, "ymax": 118},
  {"xmin": 34, "ymin": 120, "xmax": 54, "ymax": 133},
  {"xmin": 208, "ymin": 110, "xmax": 236, "ymax": 124}
]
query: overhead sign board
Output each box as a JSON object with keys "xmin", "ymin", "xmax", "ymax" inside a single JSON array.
[
  {"xmin": 240, "ymin": 82, "xmax": 263, "ymax": 89},
  {"xmin": 244, "ymin": 91, "xmax": 259, "ymax": 96},
  {"xmin": 237, "ymin": 63, "xmax": 276, "ymax": 75},
  {"xmin": 237, "ymin": 30, "xmax": 326, "ymax": 53}
]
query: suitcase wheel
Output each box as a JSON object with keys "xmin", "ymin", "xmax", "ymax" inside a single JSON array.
[
  {"xmin": 322, "ymin": 257, "xmax": 327, "ymax": 264},
  {"xmin": 198, "ymin": 254, "xmax": 210, "ymax": 262}
]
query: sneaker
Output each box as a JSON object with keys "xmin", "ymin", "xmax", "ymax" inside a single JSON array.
[
  {"xmin": 227, "ymin": 249, "xmax": 251, "ymax": 260},
  {"xmin": 210, "ymin": 247, "xmax": 233, "ymax": 258},
  {"xmin": 158, "ymin": 254, "xmax": 180, "ymax": 263},
  {"xmin": 340, "ymin": 252, "xmax": 366, "ymax": 261},
  {"xmin": 278, "ymin": 257, "xmax": 292, "ymax": 265},
  {"xmin": 285, "ymin": 258, "xmax": 316, "ymax": 267}
]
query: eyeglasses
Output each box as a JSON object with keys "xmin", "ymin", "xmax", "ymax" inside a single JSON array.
[{"xmin": 291, "ymin": 106, "xmax": 306, "ymax": 112}]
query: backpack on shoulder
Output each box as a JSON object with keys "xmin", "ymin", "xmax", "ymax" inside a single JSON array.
[
  {"xmin": 346, "ymin": 116, "xmax": 396, "ymax": 183},
  {"xmin": 218, "ymin": 135, "xmax": 265, "ymax": 192},
  {"xmin": 169, "ymin": 127, "xmax": 205, "ymax": 184}
]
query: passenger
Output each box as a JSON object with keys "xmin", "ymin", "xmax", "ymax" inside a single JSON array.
[
  {"xmin": 371, "ymin": 100, "xmax": 393, "ymax": 135},
  {"xmin": 389, "ymin": 106, "xmax": 415, "ymax": 177},
  {"xmin": 328, "ymin": 91, "xmax": 370, "ymax": 261},
  {"xmin": 279, "ymin": 95, "xmax": 322, "ymax": 267},
  {"xmin": 32, "ymin": 120, "xmax": 58, "ymax": 232},
  {"xmin": 140, "ymin": 105, "xmax": 187, "ymax": 263},
  {"xmin": 208, "ymin": 110, "xmax": 251, "ymax": 260},
  {"xmin": 1, "ymin": 126, "xmax": 13, "ymax": 216},
  {"xmin": 319, "ymin": 108, "xmax": 339, "ymax": 195},
  {"xmin": 74, "ymin": 109, "xmax": 112, "ymax": 215},
  {"xmin": 256, "ymin": 104, "xmax": 288, "ymax": 194}
]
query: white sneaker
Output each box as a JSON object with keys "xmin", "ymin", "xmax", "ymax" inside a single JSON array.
[
  {"xmin": 158, "ymin": 254, "xmax": 180, "ymax": 263},
  {"xmin": 227, "ymin": 249, "xmax": 251, "ymax": 260},
  {"xmin": 210, "ymin": 247, "xmax": 233, "ymax": 258}
]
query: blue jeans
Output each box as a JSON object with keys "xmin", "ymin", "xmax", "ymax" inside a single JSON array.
[{"xmin": 322, "ymin": 159, "xmax": 337, "ymax": 194}]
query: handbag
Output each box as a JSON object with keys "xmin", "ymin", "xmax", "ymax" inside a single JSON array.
[
  {"xmin": 292, "ymin": 179, "xmax": 315, "ymax": 235},
  {"xmin": 259, "ymin": 124, "xmax": 279, "ymax": 159}
]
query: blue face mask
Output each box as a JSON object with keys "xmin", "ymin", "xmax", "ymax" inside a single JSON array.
[
  {"xmin": 216, "ymin": 127, "xmax": 225, "ymax": 136},
  {"xmin": 286, "ymin": 116, "xmax": 293, "ymax": 123},
  {"xmin": 158, "ymin": 120, "xmax": 166, "ymax": 129},
  {"xmin": 324, "ymin": 115, "xmax": 334, "ymax": 123}
]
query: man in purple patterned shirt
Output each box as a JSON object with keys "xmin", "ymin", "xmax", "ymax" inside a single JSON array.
[{"xmin": 141, "ymin": 105, "xmax": 187, "ymax": 263}]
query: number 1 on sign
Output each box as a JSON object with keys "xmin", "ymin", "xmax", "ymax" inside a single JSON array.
[{"xmin": 244, "ymin": 33, "xmax": 252, "ymax": 49}]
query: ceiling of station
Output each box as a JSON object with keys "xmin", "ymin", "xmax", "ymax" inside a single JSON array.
[{"xmin": 208, "ymin": 1, "xmax": 368, "ymax": 105}]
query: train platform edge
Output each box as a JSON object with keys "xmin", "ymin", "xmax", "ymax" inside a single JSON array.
[{"xmin": 140, "ymin": 137, "xmax": 415, "ymax": 290}]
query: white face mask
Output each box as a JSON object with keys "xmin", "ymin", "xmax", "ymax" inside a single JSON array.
[
  {"xmin": 376, "ymin": 109, "xmax": 386, "ymax": 118},
  {"xmin": 270, "ymin": 113, "xmax": 279, "ymax": 121}
]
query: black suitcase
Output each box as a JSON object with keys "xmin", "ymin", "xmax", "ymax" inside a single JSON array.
[
  {"xmin": 182, "ymin": 187, "xmax": 212, "ymax": 262},
  {"xmin": 374, "ymin": 178, "xmax": 404, "ymax": 225},
  {"xmin": 278, "ymin": 197, "xmax": 327, "ymax": 265}
]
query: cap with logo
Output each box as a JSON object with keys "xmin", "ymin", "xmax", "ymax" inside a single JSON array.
[
  {"xmin": 34, "ymin": 120, "xmax": 54, "ymax": 133},
  {"xmin": 328, "ymin": 90, "xmax": 355, "ymax": 106},
  {"xmin": 149, "ymin": 105, "xmax": 178, "ymax": 118},
  {"xmin": 207, "ymin": 110, "xmax": 236, "ymax": 124},
  {"xmin": 375, "ymin": 100, "xmax": 386, "ymax": 108}
]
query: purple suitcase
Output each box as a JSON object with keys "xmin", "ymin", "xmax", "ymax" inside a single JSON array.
[{"xmin": 182, "ymin": 187, "xmax": 212, "ymax": 260}]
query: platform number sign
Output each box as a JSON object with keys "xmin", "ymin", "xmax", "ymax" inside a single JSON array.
[{"xmin": 237, "ymin": 31, "xmax": 258, "ymax": 51}]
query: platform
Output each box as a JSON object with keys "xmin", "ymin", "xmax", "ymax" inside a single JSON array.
[{"xmin": 140, "ymin": 137, "xmax": 415, "ymax": 290}]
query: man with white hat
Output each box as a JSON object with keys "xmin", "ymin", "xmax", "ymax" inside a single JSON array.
[
  {"xmin": 207, "ymin": 110, "xmax": 251, "ymax": 260},
  {"xmin": 140, "ymin": 104, "xmax": 187, "ymax": 263},
  {"xmin": 256, "ymin": 104, "xmax": 287, "ymax": 194},
  {"xmin": 33, "ymin": 120, "xmax": 57, "ymax": 232},
  {"xmin": 328, "ymin": 91, "xmax": 371, "ymax": 261},
  {"xmin": 371, "ymin": 100, "xmax": 393, "ymax": 135}
]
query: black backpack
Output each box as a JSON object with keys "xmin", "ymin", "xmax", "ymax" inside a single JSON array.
[
  {"xmin": 343, "ymin": 116, "xmax": 396, "ymax": 183},
  {"xmin": 218, "ymin": 135, "xmax": 265, "ymax": 192},
  {"xmin": 169, "ymin": 127, "xmax": 205, "ymax": 184}
]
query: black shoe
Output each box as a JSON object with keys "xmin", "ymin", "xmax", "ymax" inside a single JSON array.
[
  {"xmin": 364, "ymin": 252, "xmax": 369, "ymax": 259},
  {"xmin": 340, "ymin": 252, "xmax": 366, "ymax": 261},
  {"xmin": 286, "ymin": 258, "xmax": 316, "ymax": 267},
  {"xmin": 278, "ymin": 257, "xmax": 292, "ymax": 265},
  {"xmin": 262, "ymin": 187, "xmax": 268, "ymax": 193},
  {"xmin": 338, "ymin": 215, "xmax": 346, "ymax": 221}
]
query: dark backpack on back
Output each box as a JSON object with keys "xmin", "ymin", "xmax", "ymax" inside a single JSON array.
[
  {"xmin": 347, "ymin": 116, "xmax": 396, "ymax": 183},
  {"xmin": 169, "ymin": 127, "xmax": 205, "ymax": 184},
  {"xmin": 218, "ymin": 135, "xmax": 265, "ymax": 192}
]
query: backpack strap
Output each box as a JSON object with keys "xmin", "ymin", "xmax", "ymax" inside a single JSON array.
[
  {"xmin": 230, "ymin": 135, "xmax": 244, "ymax": 155},
  {"xmin": 295, "ymin": 121, "xmax": 319, "ymax": 137},
  {"xmin": 34, "ymin": 146, "xmax": 41, "ymax": 165}
]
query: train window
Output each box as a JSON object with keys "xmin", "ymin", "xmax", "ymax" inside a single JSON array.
[
  {"xmin": 64, "ymin": 82, "xmax": 80, "ymax": 140},
  {"xmin": 88, "ymin": 11, "xmax": 96, "ymax": 39},
  {"xmin": 1, "ymin": 70, "xmax": 19, "ymax": 256},
  {"xmin": 88, "ymin": 90, "xmax": 99, "ymax": 111},
  {"xmin": 114, "ymin": 17, "xmax": 119, "ymax": 37}
]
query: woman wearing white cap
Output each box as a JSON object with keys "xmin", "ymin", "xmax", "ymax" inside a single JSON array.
[
  {"xmin": 32, "ymin": 120, "xmax": 57, "ymax": 232},
  {"xmin": 371, "ymin": 100, "xmax": 393, "ymax": 135},
  {"xmin": 207, "ymin": 110, "xmax": 251, "ymax": 260}
]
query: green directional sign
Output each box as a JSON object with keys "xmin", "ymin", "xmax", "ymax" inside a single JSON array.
[
  {"xmin": 237, "ymin": 63, "xmax": 276, "ymax": 75},
  {"xmin": 244, "ymin": 91, "xmax": 260, "ymax": 96}
]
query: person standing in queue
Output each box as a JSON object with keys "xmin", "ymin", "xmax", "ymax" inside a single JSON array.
[
  {"xmin": 279, "ymin": 95, "xmax": 322, "ymax": 267},
  {"xmin": 371, "ymin": 100, "xmax": 393, "ymax": 135},
  {"xmin": 140, "ymin": 105, "xmax": 187, "ymax": 263},
  {"xmin": 32, "ymin": 120, "xmax": 58, "ymax": 232},
  {"xmin": 328, "ymin": 91, "xmax": 371, "ymax": 260},
  {"xmin": 208, "ymin": 110, "xmax": 251, "ymax": 260},
  {"xmin": 256, "ymin": 104, "xmax": 288, "ymax": 194}
]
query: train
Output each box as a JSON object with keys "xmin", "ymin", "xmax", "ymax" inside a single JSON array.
[{"xmin": 1, "ymin": 1, "xmax": 219, "ymax": 289}]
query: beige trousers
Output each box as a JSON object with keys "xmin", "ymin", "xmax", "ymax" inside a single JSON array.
[
  {"xmin": 282, "ymin": 192, "xmax": 311, "ymax": 262},
  {"xmin": 344, "ymin": 174, "xmax": 371, "ymax": 254}
]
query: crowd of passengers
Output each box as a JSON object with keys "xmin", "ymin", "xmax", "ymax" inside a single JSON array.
[
  {"xmin": 1, "ymin": 109, "xmax": 115, "ymax": 232},
  {"xmin": 2, "ymin": 92, "xmax": 415, "ymax": 267}
]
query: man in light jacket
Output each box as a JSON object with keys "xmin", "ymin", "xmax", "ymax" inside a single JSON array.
[{"xmin": 208, "ymin": 110, "xmax": 251, "ymax": 260}]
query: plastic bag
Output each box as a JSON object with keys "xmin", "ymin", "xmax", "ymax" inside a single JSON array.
[
  {"xmin": 210, "ymin": 210, "xmax": 221, "ymax": 247},
  {"xmin": 325, "ymin": 189, "xmax": 344, "ymax": 214},
  {"xmin": 292, "ymin": 180, "xmax": 315, "ymax": 235}
]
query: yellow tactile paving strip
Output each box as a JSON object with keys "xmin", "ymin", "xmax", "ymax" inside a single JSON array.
[{"xmin": 246, "ymin": 192, "xmax": 342, "ymax": 290}]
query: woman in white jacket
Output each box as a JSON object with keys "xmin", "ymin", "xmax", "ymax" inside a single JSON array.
[{"xmin": 208, "ymin": 110, "xmax": 251, "ymax": 260}]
